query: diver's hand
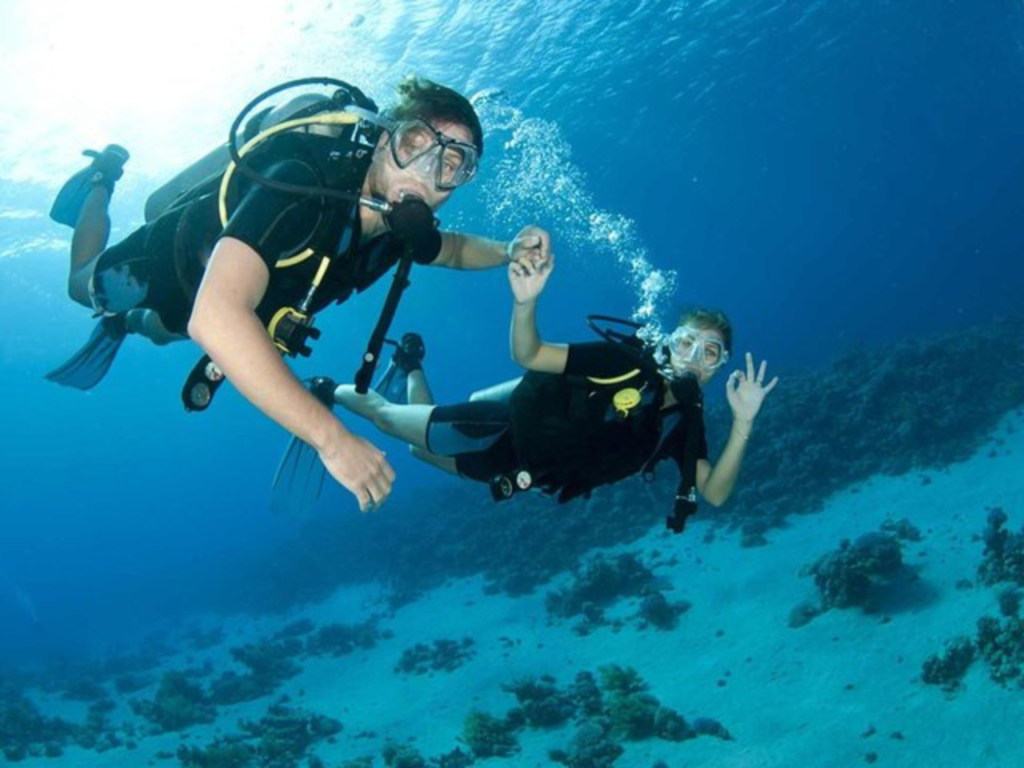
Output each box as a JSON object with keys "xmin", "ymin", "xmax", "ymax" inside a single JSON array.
[
  {"xmin": 506, "ymin": 225, "xmax": 551, "ymax": 267},
  {"xmin": 726, "ymin": 353, "xmax": 778, "ymax": 424},
  {"xmin": 509, "ymin": 247, "xmax": 554, "ymax": 305},
  {"xmin": 317, "ymin": 426, "xmax": 395, "ymax": 513}
]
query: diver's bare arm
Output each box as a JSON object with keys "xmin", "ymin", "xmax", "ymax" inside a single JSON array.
[
  {"xmin": 698, "ymin": 354, "xmax": 777, "ymax": 506},
  {"xmin": 188, "ymin": 239, "xmax": 343, "ymax": 447},
  {"xmin": 433, "ymin": 231, "xmax": 508, "ymax": 269},
  {"xmin": 696, "ymin": 419, "xmax": 753, "ymax": 506},
  {"xmin": 188, "ymin": 238, "xmax": 394, "ymax": 510},
  {"xmin": 510, "ymin": 295, "xmax": 568, "ymax": 373},
  {"xmin": 434, "ymin": 225, "xmax": 552, "ymax": 270}
]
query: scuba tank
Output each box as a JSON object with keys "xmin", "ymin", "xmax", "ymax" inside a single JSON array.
[{"xmin": 144, "ymin": 93, "xmax": 350, "ymax": 222}]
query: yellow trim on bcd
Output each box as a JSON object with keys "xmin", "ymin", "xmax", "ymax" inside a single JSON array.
[{"xmin": 218, "ymin": 112, "xmax": 364, "ymax": 269}]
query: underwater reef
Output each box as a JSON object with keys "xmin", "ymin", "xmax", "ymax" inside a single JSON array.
[
  {"xmin": 176, "ymin": 701, "xmax": 342, "ymax": 768},
  {"xmin": 0, "ymin": 616, "xmax": 378, "ymax": 763},
  {"xmin": 978, "ymin": 506, "xmax": 1024, "ymax": 587},
  {"xmin": 454, "ymin": 664, "xmax": 729, "ymax": 765},
  {"xmin": 544, "ymin": 551, "xmax": 689, "ymax": 633},
  {"xmin": 395, "ymin": 638, "xmax": 476, "ymax": 676},
  {"xmin": 3, "ymin": 650, "xmax": 728, "ymax": 765},
  {"xmin": 919, "ymin": 505, "xmax": 1024, "ymax": 693},
  {"xmin": 800, "ymin": 530, "xmax": 906, "ymax": 612}
]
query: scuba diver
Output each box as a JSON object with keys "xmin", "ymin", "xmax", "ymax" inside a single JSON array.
[
  {"xmin": 324, "ymin": 247, "xmax": 778, "ymax": 533},
  {"xmin": 45, "ymin": 75, "xmax": 551, "ymax": 514}
]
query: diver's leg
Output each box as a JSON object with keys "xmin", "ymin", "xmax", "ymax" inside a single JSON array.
[
  {"xmin": 372, "ymin": 402, "xmax": 435, "ymax": 449},
  {"xmin": 406, "ymin": 369, "xmax": 435, "ymax": 406},
  {"xmin": 67, "ymin": 187, "xmax": 112, "ymax": 307},
  {"xmin": 334, "ymin": 385, "xmax": 434, "ymax": 450},
  {"xmin": 54, "ymin": 145, "xmax": 130, "ymax": 307},
  {"xmin": 410, "ymin": 446, "xmax": 458, "ymax": 474},
  {"xmin": 124, "ymin": 309, "xmax": 186, "ymax": 346}
]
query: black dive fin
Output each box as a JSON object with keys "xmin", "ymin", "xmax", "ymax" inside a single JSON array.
[
  {"xmin": 49, "ymin": 145, "xmax": 130, "ymax": 227},
  {"xmin": 45, "ymin": 315, "xmax": 128, "ymax": 390},
  {"xmin": 270, "ymin": 377, "xmax": 336, "ymax": 516},
  {"xmin": 371, "ymin": 332, "xmax": 425, "ymax": 405},
  {"xmin": 371, "ymin": 360, "xmax": 409, "ymax": 405},
  {"xmin": 49, "ymin": 167, "xmax": 97, "ymax": 227},
  {"xmin": 270, "ymin": 433, "xmax": 328, "ymax": 517}
]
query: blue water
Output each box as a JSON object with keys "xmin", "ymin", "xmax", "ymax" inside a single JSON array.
[{"xmin": 0, "ymin": 0, "xmax": 1022, "ymax": 677}]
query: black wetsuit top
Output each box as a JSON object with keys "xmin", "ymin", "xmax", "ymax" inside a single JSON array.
[
  {"xmin": 430, "ymin": 341, "xmax": 708, "ymax": 502},
  {"xmin": 94, "ymin": 132, "xmax": 433, "ymax": 335}
]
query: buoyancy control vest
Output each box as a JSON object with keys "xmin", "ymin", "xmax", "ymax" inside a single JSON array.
[
  {"xmin": 505, "ymin": 334, "xmax": 707, "ymax": 534},
  {"xmin": 507, "ymin": 342, "xmax": 671, "ymax": 503},
  {"xmin": 173, "ymin": 79, "xmax": 404, "ymax": 411}
]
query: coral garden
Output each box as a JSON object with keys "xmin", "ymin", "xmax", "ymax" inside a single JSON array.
[
  {"xmin": 395, "ymin": 638, "xmax": 476, "ymax": 676},
  {"xmin": 544, "ymin": 552, "xmax": 690, "ymax": 633},
  {"xmin": 978, "ymin": 506, "xmax": 1024, "ymax": 587},
  {"xmin": 457, "ymin": 665, "xmax": 729, "ymax": 765},
  {"xmin": 800, "ymin": 530, "xmax": 907, "ymax": 612},
  {"xmin": 0, "ymin": 615, "xmax": 382, "ymax": 764},
  {"xmin": 919, "ymin": 506, "xmax": 1024, "ymax": 693},
  {"xmin": 1, "ymin": 646, "xmax": 728, "ymax": 766}
]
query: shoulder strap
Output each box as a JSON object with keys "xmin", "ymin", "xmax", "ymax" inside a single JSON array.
[{"xmin": 661, "ymin": 380, "xmax": 705, "ymax": 534}]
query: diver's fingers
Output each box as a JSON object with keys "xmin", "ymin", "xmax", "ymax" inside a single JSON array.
[
  {"xmin": 537, "ymin": 251, "xmax": 555, "ymax": 272},
  {"xmin": 357, "ymin": 487, "xmax": 374, "ymax": 513},
  {"xmin": 508, "ymin": 231, "xmax": 542, "ymax": 259},
  {"xmin": 363, "ymin": 490, "xmax": 381, "ymax": 514},
  {"xmin": 745, "ymin": 352, "xmax": 756, "ymax": 380},
  {"xmin": 763, "ymin": 376, "xmax": 780, "ymax": 394},
  {"xmin": 367, "ymin": 461, "xmax": 394, "ymax": 511},
  {"xmin": 534, "ymin": 227, "xmax": 551, "ymax": 257},
  {"xmin": 508, "ymin": 260, "xmax": 528, "ymax": 278},
  {"xmin": 756, "ymin": 359, "xmax": 767, "ymax": 384}
]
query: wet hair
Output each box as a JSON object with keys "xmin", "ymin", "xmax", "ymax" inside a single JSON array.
[
  {"xmin": 677, "ymin": 307, "xmax": 733, "ymax": 354},
  {"xmin": 384, "ymin": 76, "xmax": 484, "ymax": 156}
]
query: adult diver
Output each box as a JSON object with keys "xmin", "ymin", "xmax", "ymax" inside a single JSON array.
[{"xmin": 46, "ymin": 75, "xmax": 550, "ymax": 514}]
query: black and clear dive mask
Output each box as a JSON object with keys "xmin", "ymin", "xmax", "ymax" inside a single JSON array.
[
  {"xmin": 387, "ymin": 118, "xmax": 480, "ymax": 190},
  {"xmin": 664, "ymin": 325, "xmax": 729, "ymax": 379}
]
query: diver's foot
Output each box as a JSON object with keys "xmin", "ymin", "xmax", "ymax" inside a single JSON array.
[
  {"xmin": 82, "ymin": 144, "xmax": 131, "ymax": 192},
  {"xmin": 50, "ymin": 144, "xmax": 131, "ymax": 227},
  {"xmin": 308, "ymin": 376, "xmax": 338, "ymax": 407},
  {"xmin": 334, "ymin": 384, "xmax": 388, "ymax": 420}
]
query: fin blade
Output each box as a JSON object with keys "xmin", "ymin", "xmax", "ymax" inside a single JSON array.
[
  {"xmin": 48, "ymin": 168, "xmax": 96, "ymax": 228},
  {"xmin": 372, "ymin": 361, "xmax": 410, "ymax": 405},
  {"xmin": 270, "ymin": 436, "xmax": 326, "ymax": 517},
  {"xmin": 45, "ymin": 318, "xmax": 127, "ymax": 390}
]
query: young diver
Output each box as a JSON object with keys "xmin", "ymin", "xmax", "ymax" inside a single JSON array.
[
  {"xmin": 46, "ymin": 76, "xmax": 551, "ymax": 514},
  {"xmin": 328, "ymin": 249, "xmax": 778, "ymax": 532}
]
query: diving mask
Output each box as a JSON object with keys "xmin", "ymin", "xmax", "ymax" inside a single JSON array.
[
  {"xmin": 665, "ymin": 325, "xmax": 729, "ymax": 378},
  {"xmin": 388, "ymin": 118, "xmax": 479, "ymax": 190}
]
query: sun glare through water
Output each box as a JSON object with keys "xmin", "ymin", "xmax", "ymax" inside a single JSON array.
[{"xmin": 0, "ymin": 1, "xmax": 324, "ymax": 182}]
